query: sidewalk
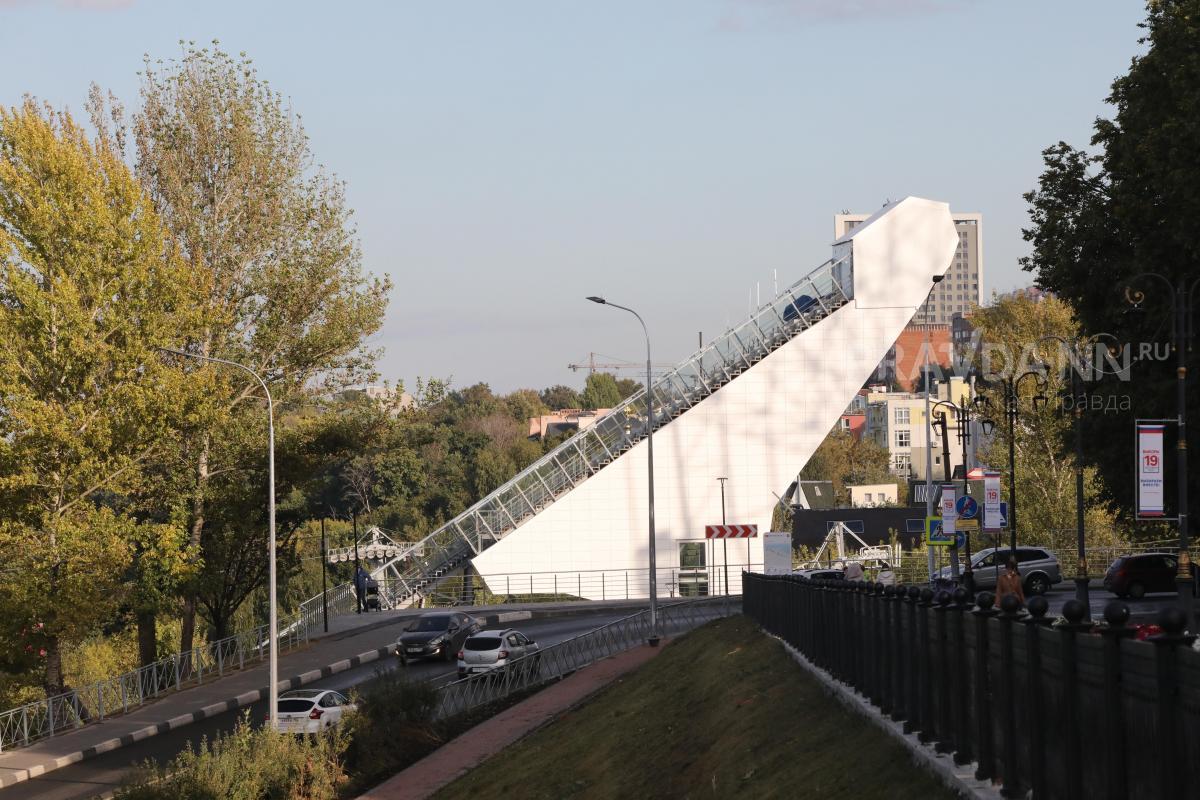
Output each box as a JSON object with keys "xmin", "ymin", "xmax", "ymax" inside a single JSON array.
[
  {"xmin": 359, "ymin": 641, "xmax": 667, "ymax": 800},
  {"xmin": 0, "ymin": 599, "xmax": 647, "ymax": 789}
]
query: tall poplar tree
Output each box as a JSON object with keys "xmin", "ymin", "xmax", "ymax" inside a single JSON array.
[{"xmin": 124, "ymin": 43, "xmax": 390, "ymax": 654}]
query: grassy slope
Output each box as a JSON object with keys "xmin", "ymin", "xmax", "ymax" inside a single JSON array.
[{"xmin": 433, "ymin": 615, "xmax": 958, "ymax": 800}]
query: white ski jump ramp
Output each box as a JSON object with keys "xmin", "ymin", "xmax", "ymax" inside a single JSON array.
[{"xmin": 470, "ymin": 196, "xmax": 958, "ymax": 598}]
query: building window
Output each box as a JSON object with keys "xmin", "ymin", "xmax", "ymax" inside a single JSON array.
[
  {"xmin": 896, "ymin": 430, "xmax": 911, "ymax": 448},
  {"xmin": 679, "ymin": 542, "xmax": 706, "ymax": 569},
  {"xmin": 895, "ymin": 454, "xmax": 911, "ymax": 476},
  {"xmin": 894, "ymin": 407, "xmax": 910, "ymax": 424}
]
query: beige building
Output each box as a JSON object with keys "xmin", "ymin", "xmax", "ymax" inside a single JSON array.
[
  {"xmin": 836, "ymin": 211, "xmax": 982, "ymax": 325},
  {"xmin": 864, "ymin": 377, "xmax": 971, "ymax": 481}
]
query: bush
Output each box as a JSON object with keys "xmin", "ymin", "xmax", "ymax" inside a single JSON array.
[
  {"xmin": 115, "ymin": 715, "xmax": 347, "ymax": 800},
  {"xmin": 343, "ymin": 669, "xmax": 443, "ymax": 791}
]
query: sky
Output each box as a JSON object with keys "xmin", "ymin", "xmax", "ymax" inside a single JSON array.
[{"xmin": 0, "ymin": 0, "xmax": 1149, "ymax": 394}]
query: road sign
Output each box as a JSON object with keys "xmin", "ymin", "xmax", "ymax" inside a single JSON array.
[
  {"xmin": 955, "ymin": 495, "xmax": 979, "ymax": 520},
  {"xmin": 956, "ymin": 518, "xmax": 980, "ymax": 532},
  {"xmin": 955, "ymin": 531, "xmax": 966, "ymax": 548},
  {"xmin": 705, "ymin": 524, "xmax": 758, "ymax": 539},
  {"xmin": 999, "ymin": 501, "xmax": 1007, "ymax": 528},
  {"xmin": 925, "ymin": 517, "xmax": 952, "ymax": 547}
]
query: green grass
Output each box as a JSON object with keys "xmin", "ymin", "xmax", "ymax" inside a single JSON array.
[{"xmin": 433, "ymin": 615, "xmax": 959, "ymax": 800}]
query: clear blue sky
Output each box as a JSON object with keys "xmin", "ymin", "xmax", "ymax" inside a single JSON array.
[{"xmin": 0, "ymin": 0, "xmax": 1148, "ymax": 394}]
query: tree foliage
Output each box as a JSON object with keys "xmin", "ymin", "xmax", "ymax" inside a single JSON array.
[
  {"xmin": 108, "ymin": 41, "xmax": 391, "ymax": 657},
  {"xmin": 1021, "ymin": 1, "xmax": 1199, "ymax": 519},
  {"xmin": 581, "ymin": 372, "xmax": 623, "ymax": 409},
  {"xmin": 971, "ymin": 295, "xmax": 1121, "ymax": 548},
  {"xmin": 0, "ymin": 101, "xmax": 204, "ymax": 693},
  {"xmin": 800, "ymin": 430, "xmax": 897, "ymax": 507}
]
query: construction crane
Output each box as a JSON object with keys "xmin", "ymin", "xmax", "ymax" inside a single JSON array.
[{"xmin": 567, "ymin": 352, "xmax": 673, "ymax": 375}]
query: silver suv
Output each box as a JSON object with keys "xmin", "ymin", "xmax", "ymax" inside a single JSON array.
[{"xmin": 938, "ymin": 546, "xmax": 1062, "ymax": 595}]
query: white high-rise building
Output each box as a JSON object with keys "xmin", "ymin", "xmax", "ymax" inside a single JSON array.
[{"xmin": 836, "ymin": 211, "xmax": 982, "ymax": 325}]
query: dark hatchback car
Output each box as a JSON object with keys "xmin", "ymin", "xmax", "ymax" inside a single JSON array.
[
  {"xmin": 1104, "ymin": 553, "xmax": 1197, "ymax": 599},
  {"xmin": 396, "ymin": 611, "xmax": 481, "ymax": 664}
]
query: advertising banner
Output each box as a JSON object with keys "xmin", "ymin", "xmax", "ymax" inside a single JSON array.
[
  {"xmin": 1137, "ymin": 423, "xmax": 1166, "ymax": 517},
  {"xmin": 940, "ymin": 484, "xmax": 957, "ymax": 536},
  {"xmin": 983, "ymin": 471, "xmax": 1002, "ymax": 530}
]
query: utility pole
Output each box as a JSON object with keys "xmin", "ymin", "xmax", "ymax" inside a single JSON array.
[
  {"xmin": 718, "ymin": 477, "xmax": 729, "ymax": 596},
  {"xmin": 321, "ymin": 518, "xmax": 329, "ymax": 633}
]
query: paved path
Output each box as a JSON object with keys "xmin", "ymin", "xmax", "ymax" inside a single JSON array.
[
  {"xmin": 358, "ymin": 641, "xmax": 666, "ymax": 800},
  {"xmin": 0, "ymin": 600, "xmax": 649, "ymax": 790}
]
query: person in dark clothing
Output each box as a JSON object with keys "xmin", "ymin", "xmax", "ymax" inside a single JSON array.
[{"xmin": 354, "ymin": 565, "xmax": 369, "ymax": 613}]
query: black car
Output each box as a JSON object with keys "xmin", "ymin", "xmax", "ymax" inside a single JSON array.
[
  {"xmin": 1104, "ymin": 553, "xmax": 1197, "ymax": 599},
  {"xmin": 396, "ymin": 611, "xmax": 481, "ymax": 664}
]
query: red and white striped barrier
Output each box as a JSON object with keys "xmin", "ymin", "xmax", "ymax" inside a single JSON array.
[{"xmin": 705, "ymin": 524, "xmax": 758, "ymax": 539}]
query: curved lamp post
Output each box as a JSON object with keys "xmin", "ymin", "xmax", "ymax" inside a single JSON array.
[
  {"xmin": 586, "ymin": 297, "xmax": 659, "ymax": 644},
  {"xmin": 160, "ymin": 347, "xmax": 279, "ymax": 728},
  {"xmin": 995, "ymin": 370, "xmax": 1049, "ymax": 560},
  {"xmin": 1036, "ymin": 333, "xmax": 1123, "ymax": 621},
  {"xmin": 1125, "ymin": 273, "xmax": 1200, "ymax": 631}
]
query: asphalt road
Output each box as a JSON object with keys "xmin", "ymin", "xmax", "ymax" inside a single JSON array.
[{"xmin": 2, "ymin": 612, "xmax": 633, "ymax": 800}]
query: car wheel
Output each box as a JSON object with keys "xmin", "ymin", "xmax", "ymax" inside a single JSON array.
[
  {"xmin": 1025, "ymin": 574, "xmax": 1050, "ymax": 596},
  {"xmin": 1128, "ymin": 581, "xmax": 1146, "ymax": 600}
]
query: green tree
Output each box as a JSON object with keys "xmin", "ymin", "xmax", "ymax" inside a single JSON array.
[
  {"xmin": 972, "ymin": 295, "xmax": 1122, "ymax": 549},
  {"xmin": 580, "ymin": 372, "xmax": 623, "ymax": 410},
  {"xmin": 115, "ymin": 42, "xmax": 390, "ymax": 656},
  {"xmin": 1021, "ymin": 1, "xmax": 1199, "ymax": 519},
  {"xmin": 800, "ymin": 430, "xmax": 897, "ymax": 507},
  {"xmin": 0, "ymin": 102, "xmax": 202, "ymax": 694},
  {"xmin": 540, "ymin": 384, "xmax": 582, "ymax": 410}
]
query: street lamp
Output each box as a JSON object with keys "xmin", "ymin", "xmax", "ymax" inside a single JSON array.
[
  {"xmin": 995, "ymin": 370, "xmax": 1049, "ymax": 560},
  {"xmin": 587, "ymin": 297, "xmax": 659, "ymax": 645},
  {"xmin": 160, "ymin": 347, "xmax": 279, "ymax": 728},
  {"xmin": 931, "ymin": 395, "xmax": 995, "ymax": 595},
  {"xmin": 1125, "ymin": 273, "xmax": 1200, "ymax": 631},
  {"xmin": 1037, "ymin": 333, "xmax": 1119, "ymax": 621}
]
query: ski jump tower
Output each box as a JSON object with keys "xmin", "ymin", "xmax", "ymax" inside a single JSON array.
[{"xmin": 364, "ymin": 197, "xmax": 958, "ymax": 602}]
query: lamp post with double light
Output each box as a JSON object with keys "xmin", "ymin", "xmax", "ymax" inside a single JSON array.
[
  {"xmin": 1124, "ymin": 274, "xmax": 1200, "ymax": 631},
  {"xmin": 586, "ymin": 297, "xmax": 659, "ymax": 644},
  {"xmin": 996, "ymin": 370, "xmax": 1049, "ymax": 560},
  {"xmin": 160, "ymin": 348, "xmax": 279, "ymax": 729},
  {"xmin": 931, "ymin": 396, "xmax": 995, "ymax": 595}
]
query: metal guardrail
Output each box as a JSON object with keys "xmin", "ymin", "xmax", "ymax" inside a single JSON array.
[
  {"xmin": 434, "ymin": 595, "xmax": 738, "ymax": 719},
  {"xmin": 0, "ymin": 582, "xmax": 358, "ymax": 753}
]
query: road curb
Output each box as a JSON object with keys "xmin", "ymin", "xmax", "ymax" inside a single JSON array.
[{"xmin": 0, "ymin": 644, "xmax": 394, "ymax": 789}]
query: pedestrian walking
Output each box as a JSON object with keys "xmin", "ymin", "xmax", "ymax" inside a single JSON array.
[
  {"xmin": 354, "ymin": 564, "xmax": 368, "ymax": 613},
  {"xmin": 996, "ymin": 557, "xmax": 1025, "ymax": 605}
]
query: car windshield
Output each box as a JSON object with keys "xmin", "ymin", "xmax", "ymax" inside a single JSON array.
[
  {"xmin": 465, "ymin": 637, "xmax": 502, "ymax": 651},
  {"xmin": 406, "ymin": 616, "xmax": 451, "ymax": 632},
  {"xmin": 277, "ymin": 699, "xmax": 314, "ymax": 712}
]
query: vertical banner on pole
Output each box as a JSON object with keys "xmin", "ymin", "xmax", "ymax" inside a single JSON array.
[
  {"xmin": 940, "ymin": 484, "xmax": 957, "ymax": 535},
  {"xmin": 1137, "ymin": 423, "xmax": 1166, "ymax": 518},
  {"xmin": 983, "ymin": 471, "xmax": 1002, "ymax": 530}
]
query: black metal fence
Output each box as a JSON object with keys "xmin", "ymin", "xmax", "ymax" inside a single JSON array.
[{"xmin": 743, "ymin": 573, "xmax": 1200, "ymax": 799}]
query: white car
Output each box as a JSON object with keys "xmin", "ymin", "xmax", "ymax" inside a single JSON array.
[
  {"xmin": 456, "ymin": 628, "xmax": 540, "ymax": 678},
  {"xmin": 274, "ymin": 689, "xmax": 356, "ymax": 734}
]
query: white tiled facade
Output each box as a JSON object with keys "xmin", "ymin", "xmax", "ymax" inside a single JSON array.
[
  {"xmin": 835, "ymin": 212, "xmax": 982, "ymax": 325},
  {"xmin": 471, "ymin": 198, "xmax": 958, "ymax": 597}
]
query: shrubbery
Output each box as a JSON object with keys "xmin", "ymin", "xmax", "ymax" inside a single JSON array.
[
  {"xmin": 115, "ymin": 716, "xmax": 347, "ymax": 800},
  {"xmin": 342, "ymin": 669, "xmax": 443, "ymax": 791}
]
